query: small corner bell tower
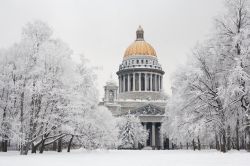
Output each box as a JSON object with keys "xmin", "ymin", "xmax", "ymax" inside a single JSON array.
[{"xmin": 103, "ymin": 76, "xmax": 118, "ymax": 103}]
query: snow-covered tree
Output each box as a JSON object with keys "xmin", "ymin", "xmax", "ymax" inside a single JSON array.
[
  {"xmin": 163, "ymin": 0, "xmax": 250, "ymax": 152},
  {"xmin": 116, "ymin": 112, "xmax": 148, "ymax": 149},
  {"xmin": 75, "ymin": 106, "xmax": 118, "ymax": 150},
  {"xmin": 0, "ymin": 20, "xmax": 118, "ymax": 154}
]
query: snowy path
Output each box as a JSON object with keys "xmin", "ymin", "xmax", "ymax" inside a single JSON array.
[{"xmin": 0, "ymin": 150, "xmax": 249, "ymax": 166}]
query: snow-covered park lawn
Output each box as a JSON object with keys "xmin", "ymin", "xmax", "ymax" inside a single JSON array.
[{"xmin": 0, "ymin": 150, "xmax": 249, "ymax": 166}]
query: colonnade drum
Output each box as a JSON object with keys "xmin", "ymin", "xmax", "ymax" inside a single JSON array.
[
  {"xmin": 119, "ymin": 72, "xmax": 163, "ymax": 92},
  {"xmin": 117, "ymin": 56, "xmax": 165, "ymax": 94}
]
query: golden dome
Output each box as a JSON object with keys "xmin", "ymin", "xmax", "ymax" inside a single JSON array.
[
  {"xmin": 123, "ymin": 26, "xmax": 157, "ymax": 59},
  {"xmin": 124, "ymin": 41, "xmax": 156, "ymax": 59}
]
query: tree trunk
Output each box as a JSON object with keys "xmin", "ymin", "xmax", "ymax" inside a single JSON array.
[
  {"xmin": 246, "ymin": 101, "xmax": 250, "ymax": 151},
  {"xmin": 227, "ymin": 126, "xmax": 231, "ymax": 151},
  {"xmin": 221, "ymin": 129, "xmax": 227, "ymax": 153},
  {"xmin": 186, "ymin": 142, "xmax": 189, "ymax": 149},
  {"xmin": 3, "ymin": 140, "xmax": 7, "ymax": 152},
  {"xmin": 236, "ymin": 118, "xmax": 240, "ymax": 150},
  {"xmin": 180, "ymin": 142, "xmax": 183, "ymax": 149},
  {"xmin": 1, "ymin": 104, "xmax": 8, "ymax": 152},
  {"xmin": 31, "ymin": 143, "xmax": 36, "ymax": 153},
  {"xmin": 219, "ymin": 134, "xmax": 222, "ymax": 151},
  {"xmin": 215, "ymin": 133, "xmax": 219, "ymax": 150},
  {"xmin": 232, "ymin": 141, "xmax": 235, "ymax": 149},
  {"xmin": 240, "ymin": 134, "xmax": 245, "ymax": 149},
  {"xmin": 1, "ymin": 140, "xmax": 7, "ymax": 152},
  {"xmin": 57, "ymin": 138, "xmax": 62, "ymax": 152},
  {"xmin": 192, "ymin": 139, "xmax": 196, "ymax": 151},
  {"xmin": 209, "ymin": 144, "xmax": 212, "ymax": 149},
  {"xmin": 197, "ymin": 137, "xmax": 201, "ymax": 150},
  {"xmin": 32, "ymin": 139, "xmax": 44, "ymax": 153},
  {"xmin": 67, "ymin": 135, "xmax": 74, "ymax": 152},
  {"xmin": 165, "ymin": 138, "xmax": 169, "ymax": 150},
  {"xmin": 246, "ymin": 126, "xmax": 250, "ymax": 151},
  {"xmin": 20, "ymin": 89, "xmax": 26, "ymax": 155},
  {"xmin": 39, "ymin": 139, "xmax": 46, "ymax": 154},
  {"xmin": 20, "ymin": 142, "xmax": 30, "ymax": 155}
]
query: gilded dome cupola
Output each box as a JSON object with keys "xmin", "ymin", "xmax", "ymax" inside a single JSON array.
[{"xmin": 124, "ymin": 26, "xmax": 157, "ymax": 59}]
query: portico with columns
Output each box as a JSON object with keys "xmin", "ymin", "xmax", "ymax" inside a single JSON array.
[{"xmin": 129, "ymin": 104, "xmax": 165, "ymax": 149}]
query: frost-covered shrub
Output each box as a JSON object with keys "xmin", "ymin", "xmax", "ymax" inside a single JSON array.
[
  {"xmin": 116, "ymin": 113, "xmax": 148, "ymax": 149},
  {"xmin": 74, "ymin": 106, "xmax": 119, "ymax": 150}
]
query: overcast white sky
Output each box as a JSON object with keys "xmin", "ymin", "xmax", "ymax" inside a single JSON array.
[{"xmin": 0, "ymin": 0, "xmax": 225, "ymax": 100}]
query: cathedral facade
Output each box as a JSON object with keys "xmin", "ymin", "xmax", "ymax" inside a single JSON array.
[{"xmin": 100, "ymin": 26, "xmax": 167, "ymax": 149}]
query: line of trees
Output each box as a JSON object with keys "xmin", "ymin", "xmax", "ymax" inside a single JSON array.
[
  {"xmin": 0, "ymin": 20, "xmax": 147, "ymax": 155},
  {"xmin": 162, "ymin": 0, "xmax": 250, "ymax": 153}
]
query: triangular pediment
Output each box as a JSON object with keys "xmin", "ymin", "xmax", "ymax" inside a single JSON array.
[{"xmin": 130, "ymin": 104, "xmax": 165, "ymax": 116}]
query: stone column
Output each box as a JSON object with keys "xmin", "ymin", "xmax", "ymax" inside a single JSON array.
[
  {"xmin": 160, "ymin": 76, "xmax": 162, "ymax": 90},
  {"xmin": 150, "ymin": 73, "xmax": 153, "ymax": 91},
  {"xmin": 120, "ymin": 76, "xmax": 123, "ymax": 92},
  {"xmin": 159, "ymin": 75, "xmax": 161, "ymax": 91},
  {"xmin": 118, "ymin": 76, "xmax": 120, "ymax": 93},
  {"xmin": 155, "ymin": 75, "xmax": 157, "ymax": 91},
  {"xmin": 128, "ymin": 74, "xmax": 130, "ymax": 92},
  {"xmin": 143, "ymin": 123, "xmax": 147, "ymax": 146},
  {"xmin": 145, "ymin": 73, "xmax": 147, "ymax": 91},
  {"xmin": 160, "ymin": 127, "xmax": 164, "ymax": 149},
  {"xmin": 123, "ymin": 75, "xmax": 125, "ymax": 92},
  {"xmin": 143, "ymin": 123, "xmax": 147, "ymax": 130},
  {"xmin": 133, "ymin": 73, "xmax": 135, "ymax": 91},
  {"xmin": 152, "ymin": 123, "xmax": 156, "ymax": 148},
  {"xmin": 139, "ymin": 72, "xmax": 141, "ymax": 91},
  {"xmin": 156, "ymin": 75, "xmax": 158, "ymax": 91},
  {"xmin": 121, "ymin": 76, "xmax": 123, "ymax": 93},
  {"xmin": 157, "ymin": 75, "xmax": 160, "ymax": 91},
  {"xmin": 154, "ymin": 74, "xmax": 157, "ymax": 92}
]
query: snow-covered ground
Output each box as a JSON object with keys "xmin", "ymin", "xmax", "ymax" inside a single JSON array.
[{"xmin": 0, "ymin": 150, "xmax": 249, "ymax": 166}]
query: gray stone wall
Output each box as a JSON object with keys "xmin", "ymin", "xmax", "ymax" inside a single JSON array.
[
  {"xmin": 118, "ymin": 91, "xmax": 167, "ymax": 100},
  {"xmin": 117, "ymin": 100, "xmax": 167, "ymax": 115},
  {"xmin": 100, "ymin": 99, "xmax": 167, "ymax": 117}
]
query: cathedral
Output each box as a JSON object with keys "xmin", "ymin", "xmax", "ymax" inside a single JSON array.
[{"xmin": 100, "ymin": 26, "xmax": 168, "ymax": 149}]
